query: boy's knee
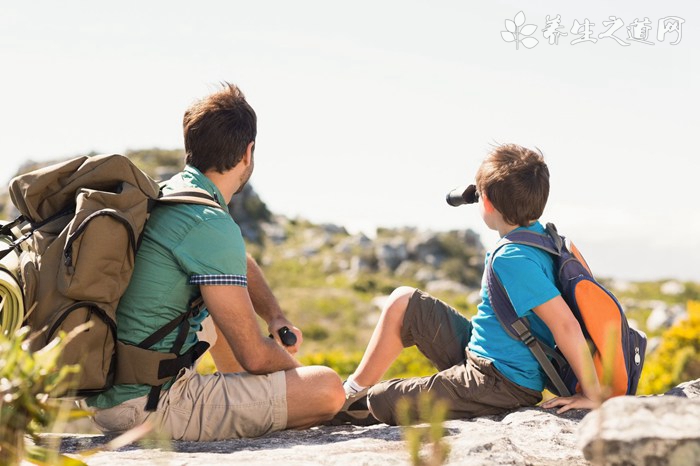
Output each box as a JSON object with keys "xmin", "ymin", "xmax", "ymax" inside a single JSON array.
[
  {"xmin": 388, "ymin": 286, "xmax": 416, "ymax": 303},
  {"xmin": 383, "ymin": 286, "xmax": 416, "ymax": 318}
]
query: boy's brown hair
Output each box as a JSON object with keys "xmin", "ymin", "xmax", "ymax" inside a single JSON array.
[
  {"xmin": 475, "ymin": 144, "xmax": 550, "ymax": 226},
  {"xmin": 184, "ymin": 82, "xmax": 257, "ymax": 174}
]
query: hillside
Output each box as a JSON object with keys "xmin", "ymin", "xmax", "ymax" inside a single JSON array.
[
  {"xmin": 2, "ymin": 149, "xmax": 699, "ymax": 392},
  {"xmin": 0, "ymin": 150, "xmax": 484, "ymax": 349}
]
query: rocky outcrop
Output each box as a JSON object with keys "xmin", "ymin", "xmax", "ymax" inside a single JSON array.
[
  {"xmin": 229, "ymin": 183, "xmax": 273, "ymax": 244},
  {"xmin": 55, "ymin": 379, "xmax": 700, "ymax": 466},
  {"xmin": 58, "ymin": 408, "xmax": 589, "ymax": 466},
  {"xmin": 578, "ymin": 379, "xmax": 700, "ymax": 466},
  {"xmin": 664, "ymin": 378, "xmax": 700, "ymax": 398},
  {"xmin": 579, "ymin": 397, "xmax": 700, "ymax": 466}
]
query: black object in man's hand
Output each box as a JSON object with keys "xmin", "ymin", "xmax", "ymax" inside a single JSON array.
[{"xmin": 269, "ymin": 326, "xmax": 298, "ymax": 347}]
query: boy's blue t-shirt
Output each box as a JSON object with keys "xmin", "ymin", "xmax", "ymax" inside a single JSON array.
[{"xmin": 467, "ymin": 221, "xmax": 560, "ymax": 392}]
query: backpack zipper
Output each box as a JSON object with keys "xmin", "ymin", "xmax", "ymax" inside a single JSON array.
[
  {"xmin": 631, "ymin": 330, "xmax": 642, "ymax": 366},
  {"xmin": 47, "ymin": 301, "xmax": 117, "ymax": 341},
  {"xmin": 63, "ymin": 210, "xmax": 136, "ymax": 272}
]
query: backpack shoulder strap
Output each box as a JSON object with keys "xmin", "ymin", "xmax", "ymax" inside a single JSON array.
[
  {"xmin": 487, "ymin": 225, "xmax": 561, "ymax": 336},
  {"xmin": 486, "ymin": 224, "xmax": 573, "ymax": 397},
  {"xmin": 157, "ymin": 187, "xmax": 224, "ymax": 210},
  {"xmin": 499, "ymin": 227, "xmax": 561, "ymax": 256}
]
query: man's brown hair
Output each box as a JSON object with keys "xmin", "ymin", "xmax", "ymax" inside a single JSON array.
[
  {"xmin": 184, "ymin": 83, "xmax": 257, "ymax": 173},
  {"xmin": 475, "ymin": 144, "xmax": 550, "ymax": 226}
]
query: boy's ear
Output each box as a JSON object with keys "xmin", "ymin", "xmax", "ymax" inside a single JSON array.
[{"xmin": 482, "ymin": 193, "xmax": 495, "ymax": 213}]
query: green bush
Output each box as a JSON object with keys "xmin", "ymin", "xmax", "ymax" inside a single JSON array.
[
  {"xmin": 0, "ymin": 326, "xmax": 85, "ymax": 465},
  {"xmin": 299, "ymin": 346, "xmax": 437, "ymax": 381},
  {"xmin": 304, "ymin": 323, "xmax": 330, "ymax": 341},
  {"xmin": 300, "ymin": 350, "xmax": 363, "ymax": 379},
  {"xmin": 352, "ymin": 274, "xmax": 403, "ymax": 295}
]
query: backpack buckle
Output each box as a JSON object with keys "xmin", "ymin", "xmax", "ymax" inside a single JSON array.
[{"xmin": 512, "ymin": 320, "xmax": 535, "ymax": 346}]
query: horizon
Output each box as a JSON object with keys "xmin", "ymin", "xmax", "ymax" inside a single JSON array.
[{"xmin": 1, "ymin": 1, "xmax": 698, "ymax": 282}]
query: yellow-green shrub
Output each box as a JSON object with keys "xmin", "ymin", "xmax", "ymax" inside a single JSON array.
[
  {"xmin": 200, "ymin": 345, "xmax": 439, "ymax": 381},
  {"xmin": 637, "ymin": 300, "xmax": 700, "ymax": 395},
  {"xmin": 0, "ymin": 326, "xmax": 84, "ymax": 465},
  {"xmin": 300, "ymin": 346, "xmax": 437, "ymax": 380}
]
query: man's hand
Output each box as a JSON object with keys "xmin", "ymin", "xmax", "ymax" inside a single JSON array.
[
  {"xmin": 202, "ymin": 284, "xmax": 301, "ymax": 374},
  {"xmin": 268, "ymin": 317, "xmax": 303, "ymax": 354},
  {"xmin": 541, "ymin": 393, "xmax": 598, "ymax": 414},
  {"xmin": 247, "ymin": 254, "xmax": 304, "ymax": 354}
]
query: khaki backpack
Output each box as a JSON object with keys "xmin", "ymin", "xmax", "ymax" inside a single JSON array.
[{"xmin": 0, "ymin": 154, "xmax": 222, "ymax": 408}]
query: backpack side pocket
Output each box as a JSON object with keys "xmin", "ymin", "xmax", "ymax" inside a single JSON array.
[
  {"xmin": 56, "ymin": 184, "xmax": 148, "ymax": 303},
  {"xmin": 572, "ymin": 278, "xmax": 629, "ymax": 396},
  {"xmin": 46, "ymin": 302, "xmax": 117, "ymax": 395}
]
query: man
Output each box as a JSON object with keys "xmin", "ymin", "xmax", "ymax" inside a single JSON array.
[{"xmin": 86, "ymin": 83, "xmax": 345, "ymax": 441}]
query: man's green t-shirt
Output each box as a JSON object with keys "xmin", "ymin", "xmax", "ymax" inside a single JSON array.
[{"xmin": 87, "ymin": 165, "xmax": 248, "ymax": 409}]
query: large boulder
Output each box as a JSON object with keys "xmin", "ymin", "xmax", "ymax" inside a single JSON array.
[{"xmin": 578, "ymin": 379, "xmax": 700, "ymax": 466}]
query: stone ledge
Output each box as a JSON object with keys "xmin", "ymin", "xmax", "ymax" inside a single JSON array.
[
  {"xmin": 56, "ymin": 407, "xmax": 587, "ymax": 466},
  {"xmin": 51, "ymin": 379, "xmax": 699, "ymax": 466}
]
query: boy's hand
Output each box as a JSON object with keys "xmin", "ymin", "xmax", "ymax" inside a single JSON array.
[{"xmin": 541, "ymin": 393, "xmax": 598, "ymax": 414}]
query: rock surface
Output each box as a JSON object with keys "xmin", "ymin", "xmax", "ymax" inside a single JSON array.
[
  {"xmin": 579, "ymin": 397, "xmax": 700, "ymax": 466},
  {"xmin": 59, "ymin": 407, "xmax": 588, "ymax": 466},
  {"xmin": 578, "ymin": 379, "xmax": 700, "ymax": 466},
  {"xmin": 54, "ymin": 379, "xmax": 700, "ymax": 466}
]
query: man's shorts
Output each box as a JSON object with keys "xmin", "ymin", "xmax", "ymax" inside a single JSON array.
[
  {"xmin": 92, "ymin": 315, "xmax": 287, "ymax": 441},
  {"xmin": 91, "ymin": 367, "xmax": 287, "ymax": 441},
  {"xmin": 366, "ymin": 289, "xmax": 542, "ymax": 425}
]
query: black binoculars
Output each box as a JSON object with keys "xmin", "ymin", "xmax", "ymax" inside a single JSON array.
[
  {"xmin": 446, "ymin": 184, "xmax": 479, "ymax": 206},
  {"xmin": 269, "ymin": 326, "xmax": 297, "ymax": 347}
]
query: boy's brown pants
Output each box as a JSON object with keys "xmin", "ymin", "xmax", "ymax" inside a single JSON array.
[{"xmin": 367, "ymin": 289, "xmax": 542, "ymax": 425}]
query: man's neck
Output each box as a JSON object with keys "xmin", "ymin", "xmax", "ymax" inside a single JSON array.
[{"xmin": 203, "ymin": 169, "xmax": 240, "ymax": 205}]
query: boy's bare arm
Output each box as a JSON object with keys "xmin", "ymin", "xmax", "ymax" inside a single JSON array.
[{"xmin": 532, "ymin": 295, "xmax": 602, "ymax": 413}]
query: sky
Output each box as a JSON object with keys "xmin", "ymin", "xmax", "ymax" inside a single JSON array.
[{"xmin": 1, "ymin": 1, "xmax": 698, "ymax": 282}]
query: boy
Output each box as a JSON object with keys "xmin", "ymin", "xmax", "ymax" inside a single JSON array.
[{"xmin": 340, "ymin": 143, "xmax": 600, "ymax": 425}]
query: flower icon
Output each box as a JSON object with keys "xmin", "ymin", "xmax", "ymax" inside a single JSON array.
[{"xmin": 501, "ymin": 11, "xmax": 539, "ymax": 49}]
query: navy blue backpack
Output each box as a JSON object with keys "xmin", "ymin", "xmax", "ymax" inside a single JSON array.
[{"xmin": 487, "ymin": 223, "xmax": 647, "ymax": 397}]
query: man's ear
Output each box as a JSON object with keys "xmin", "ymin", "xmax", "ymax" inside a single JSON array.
[{"xmin": 243, "ymin": 141, "xmax": 255, "ymax": 165}]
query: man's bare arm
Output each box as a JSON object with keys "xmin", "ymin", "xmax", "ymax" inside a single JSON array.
[
  {"xmin": 201, "ymin": 283, "xmax": 301, "ymax": 374},
  {"xmin": 246, "ymin": 253, "xmax": 303, "ymax": 352}
]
